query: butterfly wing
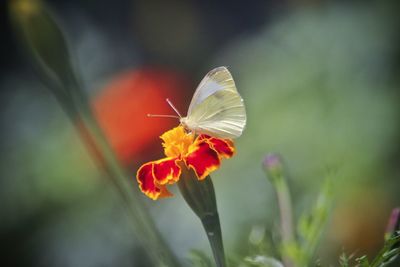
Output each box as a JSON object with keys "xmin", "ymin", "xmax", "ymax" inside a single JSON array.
[{"xmin": 184, "ymin": 67, "xmax": 246, "ymax": 139}]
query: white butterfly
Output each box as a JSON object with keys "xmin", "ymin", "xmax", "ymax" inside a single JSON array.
[{"xmin": 149, "ymin": 67, "xmax": 246, "ymax": 139}]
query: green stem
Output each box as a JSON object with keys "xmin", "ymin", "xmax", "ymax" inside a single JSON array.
[
  {"xmin": 201, "ymin": 213, "xmax": 226, "ymax": 267},
  {"xmin": 274, "ymin": 177, "xmax": 295, "ymax": 246},
  {"xmin": 177, "ymin": 166, "xmax": 226, "ymax": 267},
  {"xmin": 263, "ymin": 154, "xmax": 295, "ymax": 267},
  {"xmin": 273, "ymin": 175, "xmax": 295, "ymax": 267},
  {"xmin": 64, "ymin": 85, "xmax": 181, "ymax": 267}
]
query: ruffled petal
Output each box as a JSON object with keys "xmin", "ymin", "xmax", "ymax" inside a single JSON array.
[
  {"xmin": 137, "ymin": 162, "xmax": 173, "ymax": 200},
  {"xmin": 185, "ymin": 140, "xmax": 220, "ymax": 180},
  {"xmin": 153, "ymin": 157, "xmax": 181, "ymax": 185},
  {"xmin": 136, "ymin": 128, "xmax": 237, "ymax": 200},
  {"xmin": 205, "ymin": 136, "xmax": 235, "ymax": 159}
]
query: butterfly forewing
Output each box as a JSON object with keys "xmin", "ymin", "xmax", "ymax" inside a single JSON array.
[
  {"xmin": 188, "ymin": 67, "xmax": 236, "ymax": 114},
  {"xmin": 184, "ymin": 67, "xmax": 246, "ymax": 139}
]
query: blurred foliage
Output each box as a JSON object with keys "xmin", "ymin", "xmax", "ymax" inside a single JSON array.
[
  {"xmin": 214, "ymin": 2, "xmax": 400, "ymax": 257},
  {"xmin": 220, "ymin": 4, "xmax": 399, "ymax": 190},
  {"xmin": 282, "ymin": 179, "xmax": 332, "ymax": 266},
  {"xmin": 339, "ymin": 232, "xmax": 400, "ymax": 267},
  {"xmin": 1, "ymin": 0, "xmax": 400, "ymax": 266},
  {"xmin": 7, "ymin": 0, "xmax": 183, "ymax": 266},
  {"xmin": 189, "ymin": 250, "xmax": 215, "ymax": 267}
]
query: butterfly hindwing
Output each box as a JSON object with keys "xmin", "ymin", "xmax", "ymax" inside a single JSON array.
[{"xmin": 184, "ymin": 67, "xmax": 246, "ymax": 139}]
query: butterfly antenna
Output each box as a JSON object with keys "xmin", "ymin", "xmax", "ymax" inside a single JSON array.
[
  {"xmin": 147, "ymin": 114, "xmax": 180, "ymax": 119},
  {"xmin": 146, "ymin": 98, "xmax": 183, "ymax": 119},
  {"xmin": 166, "ymin": 98, "xmax": 182, "ymax": 118}
]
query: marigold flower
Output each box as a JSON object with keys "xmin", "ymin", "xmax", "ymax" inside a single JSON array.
[{"xmin": 137, "ymin": 126, "xmax": 235, "ymax": 200}]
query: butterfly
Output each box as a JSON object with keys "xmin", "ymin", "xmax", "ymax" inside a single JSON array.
[{"xmin": 149, "ymin": 66, "xmax": 246, "ymax": 139}]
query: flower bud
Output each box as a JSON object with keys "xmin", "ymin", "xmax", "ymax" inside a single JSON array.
[
  {"xmin": 9, "ymin": 0, "xmax": 78, "ymax": 94},
  {"xmin": 262, "ymin": 153, "xmax": 284, "ymax": 183},
  {"xmin": 385, "ymin": 207, "xmax": 400, "ymax": 241}
]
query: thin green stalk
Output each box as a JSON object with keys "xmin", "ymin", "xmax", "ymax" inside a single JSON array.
[
  {"xmin": 9, "ymin": 0, "xmax": 182, "ymax": 265},
  {"xmin": 64, "ymin": 83, "xmax": 182, "ymax": 267},
  {"xmin": 263, "ymin": 154, "xmax": 295, "ymax": 267},
  {"xmin": 273, "ymin": 175, "xmax": 295, "ymax": 267},
  {"xmin": 274, "ymin": 177, "xmax": 295, "ymax": 246}
]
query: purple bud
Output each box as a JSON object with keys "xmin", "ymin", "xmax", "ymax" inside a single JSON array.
[
  {"xmin": 385, "ymin": 207, "xmax": 400, "ymax": 240},
  {"xmin": 262, "ymin": 153, "xmax": 283, "ymax": 177}
]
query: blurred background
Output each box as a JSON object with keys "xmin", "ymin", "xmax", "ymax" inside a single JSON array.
[{"xmin": 1, "ymin": 0, "xmax": 400, "ymax": 266}]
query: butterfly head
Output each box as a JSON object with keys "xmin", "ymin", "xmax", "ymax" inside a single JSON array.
[{"xmin": 179, "ymin": 117, "xmax": 192, "ymax": 132}]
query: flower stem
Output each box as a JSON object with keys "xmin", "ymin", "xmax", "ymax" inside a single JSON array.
[
  {"xmin": 64, "ymin": 83, "xmax": 182, "ymax": 267},
  {"xmin": 9, "ymin": 1, "xmax": 182, "ymax": 265},
  {"xmin": 274, "ymin": 177, "xmax": 295, "ymax": 247},
  {"xmin": 201, "ymin": 212, "xmax": 226, "ymax": 267},
  {"xmin": 263, "ymin": 154, "xmax": 295, "ymax": 267},
  {"xmin": 177, "ymin": 165, "xmax": 226, "ymax": 267}
]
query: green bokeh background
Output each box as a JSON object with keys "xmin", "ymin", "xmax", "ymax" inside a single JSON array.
[{"xmin": 1, "ymin": 0, "xmax": 399, "ymax": 266}]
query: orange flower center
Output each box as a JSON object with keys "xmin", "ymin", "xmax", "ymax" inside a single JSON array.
[{"xmin": 160, "ymin": 126, "xmax": 194, "ymax": 158}]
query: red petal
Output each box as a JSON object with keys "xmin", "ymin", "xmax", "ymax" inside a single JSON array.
[
  {"xmin": 197, "ymin": 135, "xmax": 235, "ymax": 159},
  {"xmin": 207, "ymin": 137, "xmax": 235, "ymax": 159},
  {"xmin": 153, "ymin": 158, "xmax": 181, "ymax": 185},
  {"xmin": 185, "ymin": 141, "xmax": 220, "ymax": 180},
  {"xmin": 136, "ymin": 162, "xmax": 173, "ymax": 200},
  {"xmin": 137, "ymin": 162, "xmax": 160, "ymax": 200}
]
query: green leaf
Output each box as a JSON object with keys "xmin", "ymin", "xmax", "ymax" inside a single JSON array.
[{"xmin": 296, "ymin": 178, "xmax": 333, "ymax": 266}]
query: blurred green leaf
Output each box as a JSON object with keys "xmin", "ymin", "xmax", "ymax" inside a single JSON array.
[
  {"xmin": 9, "ymin": 0, "xmax": 78, "ymax": 96},
  {"xmin": 189, "ymin": 250, "xmax": 214, "ymax": 267}
]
